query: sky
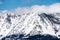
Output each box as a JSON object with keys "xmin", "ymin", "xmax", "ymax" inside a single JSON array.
[{"xmin": 0, "ymin": 0, "xmax": 60, "ymax": 10}]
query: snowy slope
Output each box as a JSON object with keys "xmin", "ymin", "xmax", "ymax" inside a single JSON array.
[{"xmin": 0, "ymin": 10, "xmax": 60, "ymax": 39}]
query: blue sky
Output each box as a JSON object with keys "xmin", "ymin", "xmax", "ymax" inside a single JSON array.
[{"xmin": 0, "ymin": 0, "xmax": 60, "ymax": 10}]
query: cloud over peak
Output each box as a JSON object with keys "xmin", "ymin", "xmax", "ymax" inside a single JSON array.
[{"xmin": 1, "ymin": 3, "xmax": 60, "ymax": 14}]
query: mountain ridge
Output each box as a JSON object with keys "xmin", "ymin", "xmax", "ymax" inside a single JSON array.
[{"xmin": 0, "ymin": 11, "xmax": 60, "ymax": 39}]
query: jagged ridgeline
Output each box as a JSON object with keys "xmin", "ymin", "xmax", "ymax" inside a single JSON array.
[{"xmin": 0, "ymin": 12, "xmax": 60, "ymax": 40}]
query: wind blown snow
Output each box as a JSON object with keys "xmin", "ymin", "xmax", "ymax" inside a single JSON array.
[{"xmin": 0, "ymin": 3, "xmax": 60, "ymax": 39}]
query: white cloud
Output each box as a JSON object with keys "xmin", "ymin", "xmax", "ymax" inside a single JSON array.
[
  {"xmin": 11, "ymin": 3, "xmax": 60, "ymax": 14},
  {"xmin": 30, "ymin": 3, "xmax": 60, "ymax": 14},
  {"xmin": 1, "ymin": 3, "xmax": 60, "ymax": 14},
  {"xmin": 48, "ymin": 3, "xmax": 60, "ymax": 13}
]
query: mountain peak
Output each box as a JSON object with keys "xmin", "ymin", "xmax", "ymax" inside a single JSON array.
[{"xmin": 0, "ymin": 11, "xmax": 60, "ymax": 39}]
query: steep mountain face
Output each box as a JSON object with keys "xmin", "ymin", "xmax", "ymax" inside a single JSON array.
[{"xmin": 0, "ymin": 11, "xmax": 60, "ymax": 39}]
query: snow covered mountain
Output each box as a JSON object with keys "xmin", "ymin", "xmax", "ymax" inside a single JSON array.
[
  {"xmin": 0, "ymin": 3, "xmax": 60, "ymax": 40},
  {"xmin": 0, "ymin": 10, "xmax": 60, "ymax": 40}
]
